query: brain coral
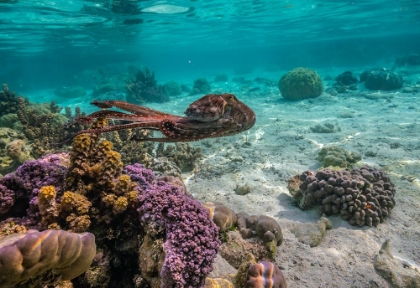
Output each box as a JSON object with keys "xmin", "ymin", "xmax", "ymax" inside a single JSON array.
[
  {"xmin": 288, "ymin": 166, "xmax": 396, "ymax": 227},
  {"xmin": 278, "ymin": 67, "xmax": 323, "ymax": 101},
  {"xmin": 245, "ymin": 261, "xmax": 287, "ymax": 288},
  {"xmin": 0, "ymin": 229, "xmax": 96, "ymax": 287}
]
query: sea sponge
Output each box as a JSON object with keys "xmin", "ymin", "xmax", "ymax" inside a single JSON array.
[
  {"xmin": 288, "ymin": 166, "xmax": 396, "ymax": 227},
  {"xmin": 278, "ymin": 67, "xmax": 323, "ymax": 101},
  {"xmin": 245, "ymin": 261, "xmax": 287, "ymax": 288},
  {"xmin": 0, "ymin": 229, "xmax": 96, "ymax": 287},
  {"xmin": 202, "ymin": 201, "xmax": 237, "ymax": 232}
]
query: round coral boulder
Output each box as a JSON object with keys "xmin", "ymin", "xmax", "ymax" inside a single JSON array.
[
  {"xmin": 278, "ymin": 67, "xmax": 323, "ymax": 101},
  {"xmin": 360, "ymin": 68, "xmax": 403, "ymax": 90}
]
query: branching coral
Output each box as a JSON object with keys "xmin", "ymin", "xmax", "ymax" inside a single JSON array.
[
  {"xmin": 137, "ymin": 180, "xmax": 221, "ymax": 288},
  {"xmin": 0, "ymin": 84, "xmax": 19, "ymax": 118},
  {"xmin": 126, "ymin": 67, "xmax": 169, "ymax": 104},
  {"xmin": 156, "ymin": 142, "xmax": 202, "ymax": 172}
]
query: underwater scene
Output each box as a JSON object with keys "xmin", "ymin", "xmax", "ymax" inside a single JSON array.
[{"xmin": 0, "ymin": 0, "xmax": 420, "ymax": 287}]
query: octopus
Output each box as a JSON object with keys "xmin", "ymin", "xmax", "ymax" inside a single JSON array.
[{"xmin": 74, "ymin": 93, "xmax": 256, "ymax": 142}]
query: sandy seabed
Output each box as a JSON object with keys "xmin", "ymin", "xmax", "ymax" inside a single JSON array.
[{"xmin": 144, "ymin": 68, "xmax": 420, "ymax": 287}]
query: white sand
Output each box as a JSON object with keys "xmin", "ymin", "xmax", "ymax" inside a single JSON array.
[{"xmin": 155, "ymin": 68, "xmax": 420, "ymax": 287}]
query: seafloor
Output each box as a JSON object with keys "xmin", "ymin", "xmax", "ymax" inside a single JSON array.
[
  {"xmin": 3, "ymin": 64, "xmax": 420, "ymax": 287},
  {"xmin": 146, "ymin": 66, "xmax": 420, "ymax": 287}
]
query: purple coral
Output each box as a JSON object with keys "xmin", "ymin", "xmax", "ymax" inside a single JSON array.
[
  {"xmin": 0, "ymin": 154, "xmax": 67, "ymax": 225},
  {"xmin": 123, "ymin": 163, "xmax": 155, "ymax": 189},
  {"xmin": 0, "ymin": 184, "xmax": 15, "ymax": 214},
  {"xmin": 137, "ymin": 181, "xmax": 221, "ymax": 288}
]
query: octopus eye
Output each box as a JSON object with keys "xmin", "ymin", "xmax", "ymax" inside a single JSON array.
[{"xmin": 224, "ymin": 94, "xmax": 236, "ymax": 102}]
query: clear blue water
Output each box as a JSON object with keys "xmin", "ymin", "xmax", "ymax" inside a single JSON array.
[{"xmin": 1, "ymin": 0, "xmax": 420, "ymax": 92}]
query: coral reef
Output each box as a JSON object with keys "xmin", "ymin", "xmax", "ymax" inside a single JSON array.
[
  {"xmin": 126, "ymin": 67, "xmax": 169, "ymax": 104},
  {"xmin": 0, "ymin": 84, "xmax": 19, "ymax": 118},
  {"xmin": 149, "ymin": 157, "xmax": 182, "ymax": 179},
  {"xmin": 278, "ymin": 67, "xmax": 323, "ymax": 101},
  {"xmin": 245, "ymin": 261, "xmax": 287, "ymax": 288},
  {"xmin": 220, "ymin": 231, "xmax": 273, "ymax": 269},
  {"xmin": 137, "ymin": 179, "xmax": 221, "ymax": 287},
  {"xmin": 317, "ymin": 145, "xmax": 362, "ymax": 168},
  {"xmin": 189, "ymin": 78, "xmax": 211, "ymax": 95},
  {"xmin": 12, "ymin": 92, "xmax": 87, "ymax": 159},
  {"xmin": 333, "ymin": 71, "xmax": 358, "ymax": 93},
  {"xmin": 236, "ymin": 213, "xmax": 283, "ymax": 258},
  {"xmin": 163, "ymin": 81, "xmax": 182, "ymax": 96},
  {"xmin": 0, "ymin": 154, "xmax": 68, "ymax": 227},
  {"xmin": 360, "ymin": 68, "xmax": 403, "ymax": 90},
  {"xmin": 0, "ymin": 123, "xmax": 221, "ymax": 287},
  {"xmin": 394, "ymin": 53, "xmax": 420, "ymax": 67},
  {"xmin": 203, "ymin": 201, "xmax": 237, "ymax": 232},
  {"xmin": 335, "ymin": 71, "xmax": 358, "ymax": 86},
  {"xmin": 156, "ymin": 142, "xmax": 202, "ymax": 172},
  {"xmin": 6, "ymin": 139, "xmax": 32, "ymax": 164},
  {"xmin": 0, "ymin": 229, "xmax": 96, "ymax": 287},
  {"xmin": 288, "ymin": 166, "xmax": 396, "ymax": 227},
  {"xmin": 0, "ymin": 138, "xmax": 33, "ymax": 176}
]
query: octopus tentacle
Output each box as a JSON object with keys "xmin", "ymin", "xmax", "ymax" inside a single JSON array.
[
  {"xmin": 81, "ymin": 110, "xmax": 171, "ymax": 123},
  {"xmin": 92, "ymin": 100, "xmax": 171, "ymax": 117}
]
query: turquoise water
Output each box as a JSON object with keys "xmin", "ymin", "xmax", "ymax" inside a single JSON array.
[
  {"xmin": 1, "ymin": 2, "xmax": 420, "ymax": 287},
  {"xmin": 1, "ymin": 0, "xmax": 419, "ymax": 92}
]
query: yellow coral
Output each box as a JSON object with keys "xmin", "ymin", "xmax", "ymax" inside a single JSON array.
[
  {"xmin": 101, "ymin": 194, "xmax": 117, "ymax": 207},
  {"xmin": 71, "ymin": 134, "xmax": 93, "ymax": 152},
  {"xmin": 38, "ymin": 186, "xmax": 58, "ymax": 226},
  {"xmin": 115, "ymin": 174, "xmax": 132, "ymax": 195},
  {"xmin": 205, "ymin": 278, "xmax": 234, "ymax": 288},
  {"xmin": 60, "ymin": 191, "xmax": 91, "ymax": 214},
  {"xmin": 113, "ymin": 196, "xmax": 128, "ymax": 214},
  {"xmin": 66, "ymin": 213, "xmax": 91, "ymax": 233},
  {"xmin": 126, "ymin": 191, "xmax": 138, "ymax": 203},
  {"xmin": 98, "ymin": 140, "xmax": 114, "ymax": 152},
  {"xmin": 39, "ymin": 186, "xmax": 56, "ymax": 201}
]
